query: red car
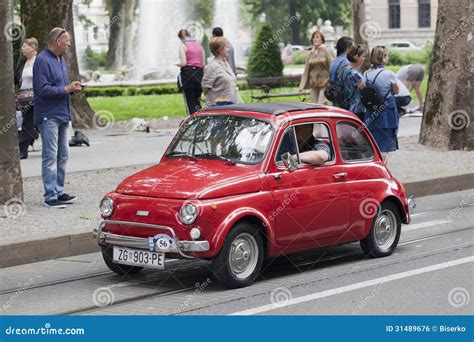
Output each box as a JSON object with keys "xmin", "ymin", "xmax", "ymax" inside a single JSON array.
[{"xmin": 94, "ymin": 102, "xmax": 414, "ymax": 288}]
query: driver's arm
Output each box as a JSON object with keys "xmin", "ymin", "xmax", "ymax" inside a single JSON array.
[{"xmin": 299, "ymin": 150, "xmax": 329, "ymax": 165}]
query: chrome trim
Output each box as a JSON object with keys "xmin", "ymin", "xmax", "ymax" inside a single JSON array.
[
  {"xmin": 407, "ymin": 196, "xmax": 416, "ymax": 215},
  {"xmin": 94, "ymin": 220, "xmax": 210, "ymax": 259}
]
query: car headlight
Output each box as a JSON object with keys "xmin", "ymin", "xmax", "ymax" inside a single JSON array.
[
  {"xmin": 180, "ymin": 203, "xmax": 198, "ymax": 225},
  {"xmin": 100, "ymin": 197, "xmax": 114, "ymax": 217}
]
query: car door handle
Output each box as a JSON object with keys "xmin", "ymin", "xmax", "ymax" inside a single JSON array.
[{"xmin": 333, "ymin": 172, "xmax": 348, "ymax": 179}]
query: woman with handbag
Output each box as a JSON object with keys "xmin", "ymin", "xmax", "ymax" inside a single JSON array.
[
  {"xmin": 14, "ymin": 37, "xmax": 38, "ymax": 159},
  {"xmin": 298, "ymin": 31, "xmax": 334, "ymax": 104}
]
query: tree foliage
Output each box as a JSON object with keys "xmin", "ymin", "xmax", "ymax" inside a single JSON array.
[
  {"xmin": 246, "ymin": 23, "xmax": 283, "ymax": 78},
  {"xmin": 244, "ymin": 0, "xmax": 351, "ymax": 44}
]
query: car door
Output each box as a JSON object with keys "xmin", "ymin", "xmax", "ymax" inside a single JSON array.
[
  {"xmin": 335, "ymin": 120, "xmax": 387, "ymax": 238},
  {"xmin": 266, "ymin": 119, "xmax": 350, "ymax": 246}
]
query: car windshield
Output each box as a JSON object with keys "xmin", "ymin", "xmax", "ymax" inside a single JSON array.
[{"xmin": 166, "ymin": 115, "xmax": 273, "ymax": 164}]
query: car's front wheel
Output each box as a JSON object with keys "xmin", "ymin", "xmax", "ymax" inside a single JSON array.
[
  {"xmin": 102, "ymin": 246, "xmax": 143, "ymax": 276},
  {"xmin": 360, "ymin": 201, "xmax": 401, "ymax": 258},
  {"xmin": 212, "ymin": 222, "xmax": 264, "ymax": 289}
]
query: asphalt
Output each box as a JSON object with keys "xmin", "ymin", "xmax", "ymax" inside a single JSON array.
[{"xmin": 0, "ymin": 116, "xmax": 473, "ymax": 268}]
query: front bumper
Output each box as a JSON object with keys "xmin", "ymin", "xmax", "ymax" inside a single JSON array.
[{"xmin": 93, "ymin": 220, "xmax": 210, "ymax": 259}]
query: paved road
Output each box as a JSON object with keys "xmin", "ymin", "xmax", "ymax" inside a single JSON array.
[
  {"xmin": 0, "ymin": 189, "xmax": 472, "ymax": 315},
  {"xmin": 20, "ymin": 116, "xmax": 422, "ymax": 178}
]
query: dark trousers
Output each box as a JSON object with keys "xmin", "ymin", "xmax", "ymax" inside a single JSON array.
[
  {"xmin": 180, "ymin": 66, "xmax": 203, "ymax": 115},
  {"xmin": 18, "ymin": 105, "xmax": 37, "ymax": 158}
]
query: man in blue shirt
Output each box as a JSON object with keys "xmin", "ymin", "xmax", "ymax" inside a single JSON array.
[
  {"xmin": 328, "ymin": 37, "xmax": 354, "ymax": 108},
  {"xmin": 33, "ymin": 27, "xmax": 83, "ymax": 208}
]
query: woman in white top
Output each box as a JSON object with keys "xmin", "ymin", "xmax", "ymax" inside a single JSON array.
[
  {"xmin": 14, "ymin": 37, "xmax": 38, "ymax": 159},
  {"xmin": 201, "ymin": 37, "xmax": 241, "ymax": 106}
]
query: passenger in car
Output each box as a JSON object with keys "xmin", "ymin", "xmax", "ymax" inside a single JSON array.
[{"xmin": 295, "ymin": 124, "xmax": 332, "ymax": 165}]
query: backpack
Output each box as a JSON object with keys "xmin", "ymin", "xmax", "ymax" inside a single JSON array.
[
  {"xmin": 325, "ymin": 59, "xmax": 347, "ymax": 106},
  {"xmin": 361, "ymin": 69, "xmax": 391, "ymax": 111}
]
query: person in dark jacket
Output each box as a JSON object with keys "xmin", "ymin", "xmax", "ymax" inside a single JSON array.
[
  {"xmin": 14, "ymin": 37, "xmax": 39, "ymax": 159},
  {"xmin": 33, "ymin": 27, "xmax": 83, "ymax": 208}
]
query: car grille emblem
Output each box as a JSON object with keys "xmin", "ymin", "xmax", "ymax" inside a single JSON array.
[{"xmin": 136, "ymin": 210, "xmax": 149, "ymax": 217}]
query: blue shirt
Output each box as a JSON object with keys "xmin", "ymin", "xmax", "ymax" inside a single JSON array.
[
  {"xmin": 363, "ymin": 66, "xmax": 397, "ymax": 100},
  {"xmin": 329, "ymin": 53, "xmax": 349, "ymax": 83},
  {"xmin": 33, "ymin": 48, "xmax": 71, "ymax": 124}
]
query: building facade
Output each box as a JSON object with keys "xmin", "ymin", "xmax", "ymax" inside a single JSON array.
[{"xmin": 365, "ymin": 0, "xmax": 438, "ymax": 46}]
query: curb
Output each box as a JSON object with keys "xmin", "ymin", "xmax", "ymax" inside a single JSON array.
[{"xmin": 1, "ymin": 173, "xmax": 473, "ymax": 269}]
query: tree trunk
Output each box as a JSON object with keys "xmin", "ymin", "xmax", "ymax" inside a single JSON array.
[
  {"xmin": 21, "ymin": 0, "xmax": 94, "ymax": 128},
  {"xmin": 105, "ymin": 0, "xmax": 122, "ymax": 69},
  {"xmin": 0, "ymin": 0, "xmax": 23, "ymax": 203},
  {"xmin": 121, "ymin": 0, "xmax": 136, "ymax": 67},
  {"xmin": 419, "ymin": 0, "xmax": 473, "ymax": 150},
  {"xmin": 289, "ymin": 0, "xmax": 300, "ymax": 45},
  {"xmin": 352, "ymin": 0, "xmax": 370, "ymax": 72}
]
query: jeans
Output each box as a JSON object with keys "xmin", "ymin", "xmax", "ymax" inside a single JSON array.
[{"xmin": 37, "ymin": 118, "xmax": 69, "ymax": 202}]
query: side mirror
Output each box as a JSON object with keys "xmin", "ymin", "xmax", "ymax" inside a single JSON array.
[{"xmin": 281, "ymin": 152, "xmax": 298, "ymax": 172}]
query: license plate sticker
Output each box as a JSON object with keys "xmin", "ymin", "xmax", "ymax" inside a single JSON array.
[{"xmin": 113, "ymin": 246, "xmax": 165, "ymax": 269}]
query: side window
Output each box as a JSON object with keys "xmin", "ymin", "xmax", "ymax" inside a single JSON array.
[
  {"xmin": 336, "ymin": 122, "xmax": 375, "ymax": 161},
  {"xmin": 294, "ymin": 122, "xmax": 335, "ymax": 164},
  {"xmin": 276, "ymin": 128, "xmax": 299, "ymax": 164}
]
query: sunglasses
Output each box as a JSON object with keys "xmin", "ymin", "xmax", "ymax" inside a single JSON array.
[{"xmin": 56, "ymin": 29, "xmax": 66, "ymax": 41}]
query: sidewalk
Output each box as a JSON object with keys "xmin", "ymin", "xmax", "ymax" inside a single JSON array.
[{"xmin": 1, "ymin": 121, "xmax": 473, "ymax": 268}]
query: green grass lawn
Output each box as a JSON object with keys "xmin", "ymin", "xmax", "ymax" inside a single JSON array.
[
  {"xmin": 89, "ymin": 69, "xmax": 428, "ymax": 121},
  {"xmin": 88, "ymin": 88, "xmax": 308, "ymax": 121}
]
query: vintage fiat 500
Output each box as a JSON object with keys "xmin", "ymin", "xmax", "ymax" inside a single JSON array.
[{"xmin": 94, "ymin": 102, "xmax": 413, "ymax": 288}]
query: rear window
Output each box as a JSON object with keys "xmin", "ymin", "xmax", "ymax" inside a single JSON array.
[{"xmin": 336, "ymin": 122, "xmax": 374, "ymax": 161}]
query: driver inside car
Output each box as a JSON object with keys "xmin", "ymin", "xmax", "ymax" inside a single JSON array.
[{"xmin": 295, "ymin": 123, "xmax": 332, "ymax": 165}]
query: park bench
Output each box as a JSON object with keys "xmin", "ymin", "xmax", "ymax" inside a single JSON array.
[{"xmin": 247, "ymin": 75, "xmax": 310, "ymax": 102}]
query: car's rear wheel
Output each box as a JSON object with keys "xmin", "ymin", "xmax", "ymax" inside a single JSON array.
[
  {"xmin": 360, "ymin": 201, "xmax": 401, "ymax": 258},
  {"xmin": 212, "ymin": 222, "xmax": 264, "ymax": 289},
  {"xmin": 102, "ymin": 246, "xmax": 143, "ymax": 275}
]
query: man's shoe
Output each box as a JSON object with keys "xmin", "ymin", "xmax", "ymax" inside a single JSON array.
[
  {"xmin": 44, "ymin": 200, "xmax": 66, "ymax": 209},
  {"xmin": 58, "ymin": 193, "xmax": 77, "ymax": 204}
]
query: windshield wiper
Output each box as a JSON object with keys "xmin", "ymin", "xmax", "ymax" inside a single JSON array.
[
  {"xmin": 194, "ymin": 152, "xmax": 236, "ymax": 165},
  {"xmin": 165, "ymin": 151, "xmax": 196, "ymax": 160}
]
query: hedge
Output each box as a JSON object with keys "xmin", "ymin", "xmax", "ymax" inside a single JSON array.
[{"xmin": 84, "ymin": 82, "xmax": 258, "ymax": 98}]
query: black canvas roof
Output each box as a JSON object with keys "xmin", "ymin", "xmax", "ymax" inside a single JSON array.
[{"xmin": 208, "ymin": 102, "xmax": 325, "ymax": 116}]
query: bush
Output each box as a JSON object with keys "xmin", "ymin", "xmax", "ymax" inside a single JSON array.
[
  {"xmin": 82, "ymin": 45, "xmax": 107, "ymax": 70},
  {"xmin": 84, "ymin": 86, "xmax": 124, "ymax": 97},
  {"xmin": 387, "ymin": 45, "xmax": 432, "ymax": 66},
  {"xmin": 291, "ymin": 51, "xmax": 308, "ymax": 65},
  {"xmin": 246, "ymin": 23, "xmax": 284, "ymax": 78}
]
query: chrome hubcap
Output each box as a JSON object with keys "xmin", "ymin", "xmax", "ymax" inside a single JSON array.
[
  {"xmin": 374, "ymin": 209, "xmax": 397, "ymax": 250},
  {"xmin": 229, "ymin": 233, "xmax": 258, "ymax": 279}
]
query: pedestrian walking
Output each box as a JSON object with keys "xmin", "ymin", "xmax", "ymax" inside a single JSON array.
[
  {"xmin": 177, "ymin": 29, "xmax": 205, "ymax": 114},
  {"xmin": 202, "ymin": 37, "xmax": 240, "ymax": 106},
  {"xmin": 33, "ymin": 27, "xmax": 82, "ymax": 208},
  {"xmin": 212, "ymin": 27, "xmax": 237, "ymax": 75},
  {"xmin": 363, "ymin": 46, "xmax": 400, "ymax": 158},
  {"xmin": 298, "ymin": 31, "xmax": 334, "ymax": 104},
  {"xmin": 14, "ymin": 37, "xmax": 39, "ymax": 159}
]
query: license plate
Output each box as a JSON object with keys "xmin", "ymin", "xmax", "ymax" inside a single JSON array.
[{"xmin": 113, "ymin": 246, "xmax": 165, "ymax": 269}]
